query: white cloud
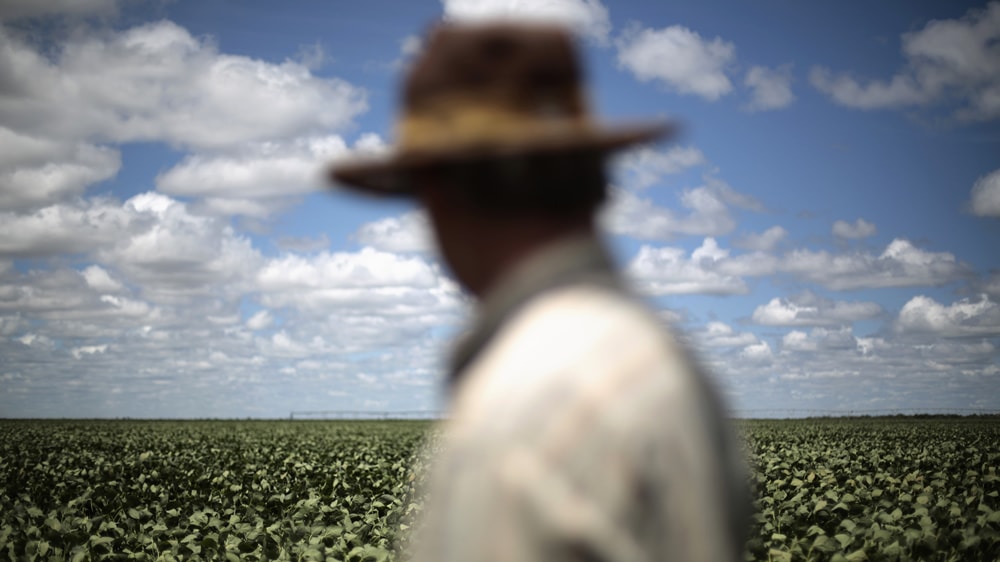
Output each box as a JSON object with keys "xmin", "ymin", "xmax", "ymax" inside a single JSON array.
[
  {"xmin": 0, "ymin": 0, "xmax": 116, "ymax": 20},
  {"xmin": 733, "ymin": 226, "xmax": 786, "ymax": 251},
  {"xmin": 98, "ymin": 193, "xmax": 262, "ymax": 302},
  {"xmin": 781, "ymin": 330, "xmax": 815, "ymax": 352},
  {"xmin": 16, "ymin": 333, "xmax": 54, "ymax": 348},
  {"xmin": 740, "ymin": 340, "xmax": 772, "ymax": 362},
  {"xmin": 616, "ymin": 24, "xmax": 735, "ymax": 101},
  {"xmin": 0, "ymin": 191, "xmax": 262, "ymax": 301},
  {"xmin": 353, "ymin": 211, "xmax": 433, "ymax": 253},
  {"xmin": 695, "ymin": 321, "xmax": 759, "ymax": 348},
  {"xmin": 614, "ymin": 145, "xmax": 705, "ymax": 189},
  {"xmin": 780, "ymin": 239, "xmax": 967, "ymax": 290},
  {"xmin": 246, "ymin": 310, "xmax": 273, "ymax": 330},
  {"xmin": 156, "ymin": 135, "xmax": 351, "ymax": 200},
  {"xmin": 809, "ymin": 68, "xmax": 927, "ymax": 109},
  {"xmin": 832, "ymin": 218, "xmax": 877, "ymax": 239},
  {"xmin": 0, "ymin": 128, "xmax": 121, "ymax": 210},
  {"xmin": 744, "ymin": 65, "xmax": 795, "ymax": 111},
  {"xmin": 752, "ymin": 292, "xmax": 881, "ymax": 326},
  {"xmin": 391, "ymin": 35, "xmax": 423, "ymax": 69},
  {"xmin": 625, "ymin": 240, "xmax": 748, "ymax": 296},
  {"xmin": 400, "ymin": 35, "xmax": 422, "ymax": 58},
  {"xmin": 0, "ymin": 198, "xmax": 136, "ymax": 257},
  {"xmin": 0, "ymin": 21, "xmax": 367, "ymax": 151},
  {"xmin": 602, "ymin": 175, "xmax": 760, "ymax": 241},
  {"xmin": 970, "ymin": 168, "xmax": 1000, "ymax": 217},
  {"xmin": 442, "ymin": 0, "xmax": 612, "ymax": 44},
  {"xmin": 809, "ymin": 3, "xmax": 1000, "ymax": 120},
  {"xmin": 81, "ymin": 265, "xmax": 123, "ymax": 293},
  {"xmin": 897, "ymin": 294, "xmax": 1000, "ymax": 337},
  {"xmin": 626, "ymin": 237, "xmax": 966, "ymax": 294},
  {"xmin": 72, "ymin": 344, "xmax": 108, "ymax": 360},
  {"xmin": 658, "ymin": 308, "xmax": 685, "ymax": 326},
  {"xmin": 257, "ymin": 247, "xmax": 460, "ymax": 316},
  {"xmin": 779, "ymin": 326, "xmax": 856, "ymax": 353}
]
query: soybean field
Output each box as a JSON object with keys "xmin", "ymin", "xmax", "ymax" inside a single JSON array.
[{"xmin": 1, "ymin": 418, "xmax": 997, "ymax": 561}]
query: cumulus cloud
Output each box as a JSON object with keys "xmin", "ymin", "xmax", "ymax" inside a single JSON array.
[
  {"xmin": 0, "ymin": 191, "xmax": 265, "ymax": 304},
  {"xmin": 441, "ymin": 0, "xmax": 611, "ymax": 44},
  {"xmin": 625, "ymin": 236, "xmax": 967, "ymax": 295},
  {"xmin": 625, "ymin": 239, "xmax": 748, "ymax": 295},
  {"xmin": 616, "ymin": 24, "xmax": 736, "ymax": 100},
  {"xmin": 780, "ymin": 239, "xmax": 967, "ymax": 290},
  {"xmin": 614, "ymin": 145, "xmax": 706, "ymax": 189},
  {"xmin": 744, "ymin": 64, "xmax": 795, "ymax": 111},
  {"xmin": 390, "ymin": 34, "xmax": 424, "ymax": 69},
  {"xmin": 72, "ymin": 344, "xmax": 108, "ymax": 360},
  {"xmin": 0, "ymin": 128, "xmax": 121, "ymax": 210},
  {"xmin": 733, "ymin": 226, "xmax": 787, "ymax": 251},
  {"xmin": 81, "ymin": 265, "xmax": 123, "ymax": 293},
  {"xmin": 809, "ymin": 3, "xmax": 1000, "ymax": 121},
  {"xmin": 970, "ymin": 168, "xmax": 1000, "ymax": 217},
  {"xmin": 833, "ymin": 218, "xmax": 877, "ymax": 239},
  {"xmin": 897, "ymin": 294, "xmax": 1000, "ymax": 337},
  {"xmin": 0, "ymin": 21, "xmax": 367, "ymax": 151},
  {"xmin": 0, "ymin": 267, "xmax": 160, "ymax": 331},
  {"xmin": 246, "ymin": 310, "xmax": 273, "ymax": 330},
  {"xmin": 0, "ymin": 198, "xmax": 137, "ymax": 258},
  {"xmin": 353, "ymin": 211, "xmax": 433, "ymax": 253},
  {"xmin": 156, "ymin": 136, "xmax": 352, "ymax": 200},
  {"xmin": 752, "ymin": 292, "xmax": 882, "ymax": 326},
  {"xmin": 780, "ymin": 326, "xmax": 857, "ymax": 352},
  {"xmin": 809, "ymin": 69, "xmax": 927, "ymax": 109},
  {"xmin": 740, "ymin": 340, "xmax": 772, "ymax": 362},
  {"xmin": 602, "ymin": 175, "xmax": 761, "ymax": 241},
  {"xmin": 95, "ymin": 193, "xmax": 262, "ymax": 302},
  {"xmin": 257, "ymin": 247, "xmax": 459, "ymax": 314},
  {"xmin": 695, "ymin": 321, "xmax": 760, "ymax": 348}
]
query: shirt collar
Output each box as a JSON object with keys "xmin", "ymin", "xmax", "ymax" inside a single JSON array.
[{"xmin": 449, "ymin": 233, "xmax": 620, "ymax": 385}]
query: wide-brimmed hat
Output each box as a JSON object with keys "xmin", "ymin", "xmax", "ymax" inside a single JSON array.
[{"xmin": 330, "ymin": 22, "xmax": 674, "ymax": 195}]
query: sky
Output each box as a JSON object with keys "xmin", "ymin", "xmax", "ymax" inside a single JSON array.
[{"xmin": 0, "ymin": 0, "xmax": 998, "ymax": 419}]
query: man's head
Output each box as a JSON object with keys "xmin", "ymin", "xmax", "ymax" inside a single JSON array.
[
  {"xmin": 330, "ymin": 22, "xmax": 673, "ymax": 293},
  {"xmin": 411, "ymin": 150, "xmax": 606, "ymax": 295}
]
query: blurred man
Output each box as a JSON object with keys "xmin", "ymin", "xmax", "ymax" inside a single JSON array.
[{"xmin": 331, "ymin": 22, "xmax": 748, "ymax": 562}]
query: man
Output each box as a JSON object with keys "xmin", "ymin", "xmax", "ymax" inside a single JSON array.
[{"xmin": 331, "ymin": 22, "xmax": 748, "ymax": 562}]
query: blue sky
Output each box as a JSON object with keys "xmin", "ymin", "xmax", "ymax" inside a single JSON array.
[{"xmin": 0, "ymin": 0, "xmax": 998, "ymax": 418}]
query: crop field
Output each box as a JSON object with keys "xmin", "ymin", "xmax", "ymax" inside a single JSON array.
[{"xmin": 1, "ymin": 418, "xmax": 998, "ymax": 561}]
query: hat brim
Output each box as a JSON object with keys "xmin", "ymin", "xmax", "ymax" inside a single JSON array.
[{"xmin": 329, "ymin": 121, "xmax": 675, "ymax": 196}]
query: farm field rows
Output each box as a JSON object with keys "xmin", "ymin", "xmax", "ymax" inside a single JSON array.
[{"xmin": 1, "ymin": 418, "xmax": 997, "ymax": 561}]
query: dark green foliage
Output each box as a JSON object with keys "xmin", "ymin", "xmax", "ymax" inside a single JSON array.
[
  {"xmin": 1, "ymin": 418, "xmax": 997, "ymax": 561},
  {"xmin": 0, "ymin": 420, "xmax": 429, "ymax": 561},
  {"xmin": 740, "ymin": 418, "xmax": 1000, "ymax": 561}
]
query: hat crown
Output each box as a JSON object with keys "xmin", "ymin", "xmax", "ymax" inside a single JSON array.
[
  {"xmin": 403, "ymin": 23, "xmax": 587, "ymax": 120},
  {"xmin": 329, "ymin": 22, "xmax": 672, "ymax": 194}
]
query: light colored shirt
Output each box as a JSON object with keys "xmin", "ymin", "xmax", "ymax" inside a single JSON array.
[{"xmin": 411, "ymin": 235, "xmax": 748, "ymax": 562}]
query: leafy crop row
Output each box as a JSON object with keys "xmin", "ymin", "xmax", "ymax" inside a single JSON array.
[
  {"xmin": 740, "ymin": 418, "xmax": 1000, "ymax": 561},
  {"xmin": 1, "ymin": 421, "xmax": 429, "ymax": 561},
  {"xmin": 1, "ymin": 418, "xmax": 997, "ymax": 561}
]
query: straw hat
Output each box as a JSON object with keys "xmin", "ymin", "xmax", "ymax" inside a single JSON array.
[{"xmin": 330, "ymin": 22, "xmax": 674, "ymax": 195}]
